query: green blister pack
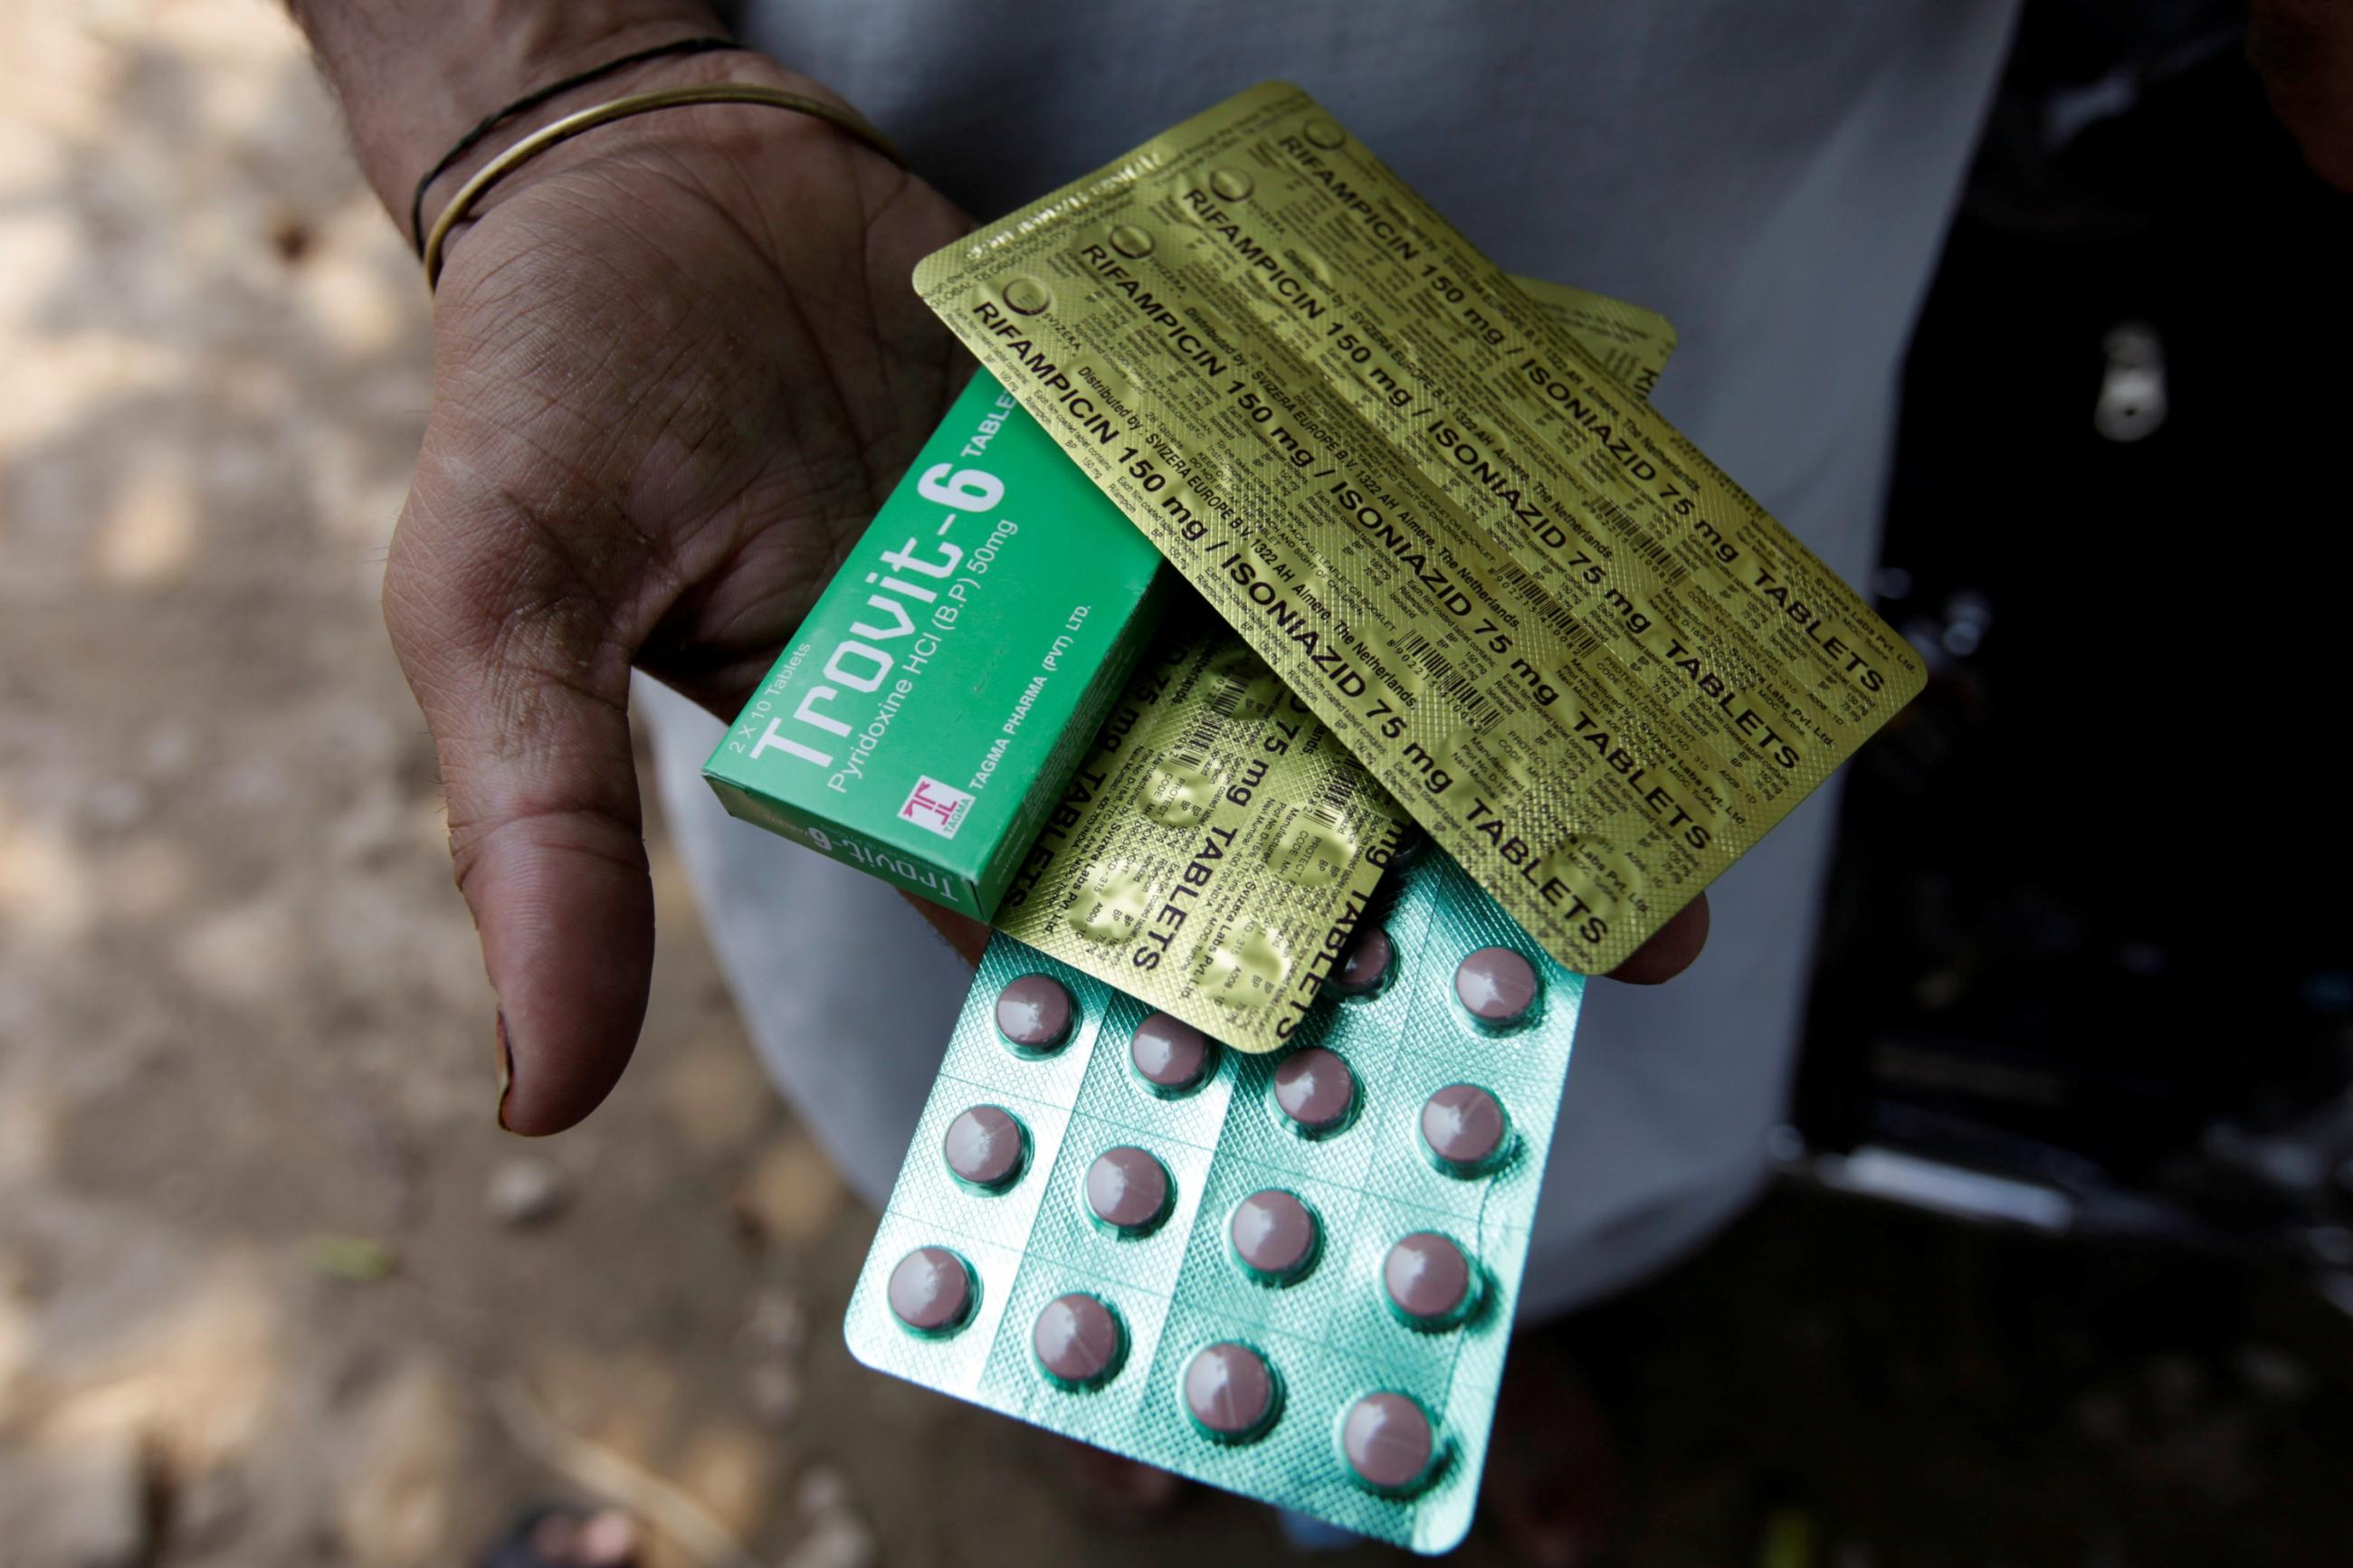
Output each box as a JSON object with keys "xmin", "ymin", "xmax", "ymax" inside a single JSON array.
[{"xmin": 843, "ymin": 846, "xmax": 1585, "ymax": 1553}]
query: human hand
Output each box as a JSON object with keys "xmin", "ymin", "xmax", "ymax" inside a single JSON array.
[
  {"xmin": 299, "ymin": 9, "xmax": 1701, "ymax": 1137},
  {"xmin": 378, "ymin": 47, "xmax": 973, "ymax": 1132}
]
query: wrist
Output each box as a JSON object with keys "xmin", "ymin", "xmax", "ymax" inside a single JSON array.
[
  {"xmin": 290, "ymin": 0, "xmax": 729, "ymax": 222},
  {"xmin": 422, "ymin": 53, "xmax": 889, "ymax": 289}
]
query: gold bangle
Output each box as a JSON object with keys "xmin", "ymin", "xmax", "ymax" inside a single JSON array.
[{"xmin": 422, "ymin": 83, "xmax": 904, "ymax": 290}]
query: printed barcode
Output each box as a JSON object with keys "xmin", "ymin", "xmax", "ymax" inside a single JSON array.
[
  {"xmin": 1491, "ymin": 559, "xmax": 1605, "ymax": 662},
  {"xmin": 1396, "ymin": 632, "xmax": 1502, "ymax": 734},
  {"xmin": 1491, "ymin": 556, "xmax": 1542, "ymax": 603},
  {"xmin": 1168, "ymin": 670, "xmax": 1253, "ymax": 774},
  {"xmin": 1318, "ymin": 764, "xmax": 1360, "ymax": 819},
  {"xmin": 1589, "ymin": 496, "xmax": 1689, "ymax": 584},
  {"xmin": 1168, "ymin": 717, "xmax": 1222, "ymax": 774}
]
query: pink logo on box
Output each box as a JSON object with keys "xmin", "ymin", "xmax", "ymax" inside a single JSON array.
[{"xmin": 900, "ymin": 776, "xmax": 974, "ymax": 839}]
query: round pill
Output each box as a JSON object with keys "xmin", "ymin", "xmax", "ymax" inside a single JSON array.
[
  {"xmin": 1383, "ymin": 1231, "xmax": 1472, "ymax": 1326},
  {"xmin": 1129, "ymin": 1012, "xmax": 1212, "ymax": 1093},
  {"xmin": 1033, "ymin": 1293, "xmax": 1123, "ymax": 1388},
  {"xmin": 941, "ymin": 1105, "xmax": 1024, "ymax": 1189},
  {"xmin": 996, "ymin": 974, "xmax": 1073, "ymax": 1050},
  {"xmin": 1342, "ymin": 1392, "xmax": 1436, "ymax": 1493},
  {"xmin": 886, "ymin": 1246, "xmax": 972, "ymax": 1335},
  {"xmin": 1183, "ymin": 1341, "xmax": 1275, "ymax": 1440},
  {"xmin": 1326, "ymin": 926, "xmax": 1394, "ymax": 996},
  {"xmin": 1084, "ymin": 1145, "xmax": 1171, "ymax": 1233},
  {"xmin": 1454, "ymin": 946, "xmax": 1539, "ymax": 1026},
  {"xmin": 1420, "ymin": 1084, "xmax": 1509, "ymax": 1173},
  {"xmin": 1272, "ymin": 1048, "xmax": 1356, "ymax": 1134},
  {"xmin": 1229, "ymin": 1189, "xmax": 1318, "ymax": 1281}
]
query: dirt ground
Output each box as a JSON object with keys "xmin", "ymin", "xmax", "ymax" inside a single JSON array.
[{"xmin": 5, "ymin": 5, "xmax": 2353, "ymax": 1567}]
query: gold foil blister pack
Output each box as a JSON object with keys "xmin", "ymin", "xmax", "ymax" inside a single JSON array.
[
  {"xmin": 921, "ymin": 82, "xmax": 1924, "ymax": 974},
  {"xmin": 997, "ymin": 609, "xmax": 1407, "ymax": 1052},
  {"xmin": 998, "ymin": 280, "xmax": 1678, "ymax": 1052}
]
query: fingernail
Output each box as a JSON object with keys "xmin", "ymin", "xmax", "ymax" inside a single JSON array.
[{"xmin": 495, "ymin": 1011, "xmax": 517, "ymax": 1132}]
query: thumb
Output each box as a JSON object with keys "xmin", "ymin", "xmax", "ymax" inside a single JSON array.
[{"xmin": 385, "ymin": 480, "xmax": 653, "ymax": 1136}]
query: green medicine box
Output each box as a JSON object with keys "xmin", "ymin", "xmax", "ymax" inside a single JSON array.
[{"xmin": 705, "ymin": 371, "xmax": 1167, "ymax": 919}]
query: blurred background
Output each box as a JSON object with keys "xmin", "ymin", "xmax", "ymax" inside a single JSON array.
[{"xmin": 2, "ymin": 1, "xmax": 2348, "ymax": 1564}]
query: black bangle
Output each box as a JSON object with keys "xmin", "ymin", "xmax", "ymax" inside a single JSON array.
[{"xmin": 407, "ymin": 34, "xmax": 744, "ymax": 254}]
